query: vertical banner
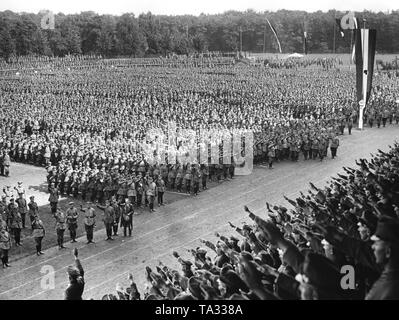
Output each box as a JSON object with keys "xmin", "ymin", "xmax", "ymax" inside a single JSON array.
[{"xmin": 355, "ymin": 28, "xmax": 377, "ymax": 129}]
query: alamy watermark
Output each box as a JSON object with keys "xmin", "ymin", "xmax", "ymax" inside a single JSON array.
[
  {"xmin": 40, "ymin": 265, "xmax": 55, "ymax": 290},
  {"xmin": 136, "ymin": 122, "xmax": 254, "ymax": 175}
]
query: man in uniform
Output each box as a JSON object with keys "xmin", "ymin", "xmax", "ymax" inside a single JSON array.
[
  {"xmin": 302, "ymin": 137, "xmax": 310, "ymax": 160},
  {"xmin": 14, "ymin": 182, "xmax": 26, "ymax": 199},
  {"xmin": 201, "ymin": 164, "xmax": 209, "ymax": 190},
  {"xmin": 66, "ymin": 202, "xmax": 78, "ymax": 243},
  {"xmin": 48, "ymin": 183, "xmax": 60, "ymax": 215},
  {"xmin": 147, "ymin": 178, "xmax": 156, "ymax": 212},
  {"xmin": 330, "ymin": 136, "xmax": 340, "ymax": 159},
  {"xmin": 121, "ymin": 199, "xmax": 134, "ymax": 237},
  {"xmin": 0, "ymin": 150, "xmax": 4, "ymax": 176},
  {"xmin": 347, "ymin": 115, "xmax": 354, "ymax": 135},
  {"xmin": 16, "ymin": 193, "xmax": 27, "ymax": 229},
  {"xmin": 97, "ymin": 200, "xmax": 115, "ymax": 241},
  {"xmin": 267, "ymin": 143, "xmax": 276, "ymax": 169},
  {"xmin": 156, "ymin": 176, "xmax": 166, "ymax": 205},
  {"xmin": 8, "ymin": 198, "xmax": 22, "ymax": 246},
  {"xmin": 80, "ymin": 204, "xmax": 96, "ymax": 244},
  {"xmin": 112, "ymin": 199, "xmax": 121, "ymax": 236},
  {"xmin": 192, "ymin": 168, "xmax": 200, "ymax": 196},
  {"xmin": 54, "ymin": 209, "xmax": 67, "ymax": 249},
  {"xmin": 0, "ymin": 227, "xmax": 11, "ymax": 268},
  {"xmin": 3, "ymin": 150, "xmax": 10, "ymax": 177},
  {"xmin": 28, "ymin": 196, "xmax": 39, "ymax": 229}
]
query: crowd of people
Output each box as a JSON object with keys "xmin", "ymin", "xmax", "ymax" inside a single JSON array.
[
  {"xmin": 97, "ymin": 142, "xmax": 399, "ymax": 300},
  {"xmin": 0, "ymin": 54, "xmax": 399, "ymax": 299},
  {"xmin": 1, "ymin": 55, "xmax": 398, "ymax": 184}
]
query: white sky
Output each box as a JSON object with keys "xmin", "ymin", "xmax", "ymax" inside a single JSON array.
[{"xmin": 0, "ymin": 0, "xmax": 396, "ymax": 15}]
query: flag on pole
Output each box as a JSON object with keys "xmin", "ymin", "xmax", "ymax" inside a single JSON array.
[
  {"xmin": 303, "ymin": 31, "xmax": 308, "ymax": 54},
  {"xmin": 355, "ymin": 28, "xmax": 377, "ymax": 130},
  {"xmin": 354, "ymin": 28, "xmax": 377, "ymax": 104},
  {"xmin": 265, "ymin": 18, "xmax": 282, "ymax": 53},
  {"xmin": 350, "ymin": 16, "xmax": 361, "ymax": 63}
]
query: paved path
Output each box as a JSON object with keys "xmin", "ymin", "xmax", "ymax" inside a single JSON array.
[{"xmin": 0, "ymin": 125, "xmax": 398, "ymax": 300}]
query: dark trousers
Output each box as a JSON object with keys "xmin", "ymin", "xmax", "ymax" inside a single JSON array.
[
  {"xmin": 35, "ymin": 236, "xmax": 43, "ymax": 253},
  {"xmin": 193, "ymin": 182, "xmax": 199, "ymax": 195},
  {"xmin": 202, "ymin": 177, "xmax": 207, "ymax": 189},
  {"xmin": 105, "ymin": 223, "xmax": 113, "ymax": 239},
  {"xmin": 303, "ymin": 150, "xmax": 309, "ymax": 160},
  {"xmin": 176, "ymin": 179, "xmax": 182, "ymax": 192},
  {"xmin": 312, "ymin": 149, "xmax": 318, "ymax": 159},
  {"xmin": 128, "ymin": 196, "xmax": 136, "ymax": 206},
  {"xmin": 85, "ymin": 224, "xmax": 94, "ymax": 242},
  {"xmin": 50, "ymin": 202, "xmax": 57, "ymax": 214},
  {"xmin": 0, "ymin": 164, "xmax": 4, "ymax": 176},
  {"xmin": 331, "ymin": 147, "xmax": 337, "ymax": 158},
  {"xmin": 137, "ymin": 194, "xmax": 142, "ymax": 207},
  {"xmin": 12, "ymin": 228, "xmax": 21, "ymax": 245},
  {"xmin": 158, "ymin": 192, "xmax": 164, "ymax": 204},
  {"xmin": 56, "ymin": 229, "xmax": 65, "ymax": 247},
  {"xmin": 186, "ymin": 180, "xmax": 191, "ymax": 193},
  {"xmin": 382, "ymin": 118, "xmax": 387, "ymax": 127},
  {"xmin": 113, "ymin": 219, "xmax": 119, "ymax": 235},
  {"xmin": 348, "ymin": 125, "xmax": 352, "ymax": 135},
  {"xmin": 268, "ymin": 157, "xmax": 274, "ymax": 168},
  {"xmin": 149, "ymin": 196, "xmax": 155, "ymax": 210},
  {"xmin": 1, "ymin": 249, "xmax": 9, "ymax": 265},
  {"xmin": 21, "ymin": 213, "xmax": 26, "ymax": 228},
  {"xmin": 123, "ymin": 222, "xmax": 132, "ymax": 237},
  {"xmin": 69, "ymin": 226, "xmax": 77, "ymax": 241}
]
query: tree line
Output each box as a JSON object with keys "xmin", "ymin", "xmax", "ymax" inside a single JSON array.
[{"xmin": 0, "ymin": 9, "xmax": 399, "ymax": 60}]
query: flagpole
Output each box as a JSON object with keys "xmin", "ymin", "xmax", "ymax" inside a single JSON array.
[
  {"xmin": 359, "ymin": 19, "xmax": 367, "ymax": 130},
  {"xmin": 333, "ymin": 12, "xmax": 336, "ymax": 54}
]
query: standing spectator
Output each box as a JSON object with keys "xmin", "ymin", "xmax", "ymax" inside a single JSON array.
[
  {"xmin": 3, "ymin": 150, "xmax": 10, "ymax": 177},
  {"xmin": 66, "ymin": 202, "xmax": 78, "ymax": 243},
  {"xmin": 54, "ymin": 209, "xmax": 67, "ymax": 249},
  {"xmin": 16, "ymin": 193, "xmax": 27, "ymax": 229},
  {"xmin": 48, "ymin": 183, "xmax": 60, "ymax": 215},
  {"xmin": 0, "ymin": 227, "xmax": 11, "ymax": 268},
  {"xmin": 330, "ymin": 136, "xmax": 340, "ymax": 159},
  {"xmin": 121, "ymin": 199, "xmax": 134, "ymax": 237},
  {"xmin": 32, "ymin": 216, "xmax": 45, "ymax": 255},
  {"xmin": 8, "ymin": 198, "xmax": 22, "ymax": 246},
  {"xmin": 81, "ymin": 204, "xmax": 96, "ymax": 244},
  {"xmin": 97, "ymin": 200, "xmax": 115, "ymax": 241},
  {"xmin": 157, "ymin": 176, "xmax": 166, "ymax": 205},
  {"xmin": 28, "ymin": 196, "xmax": 39, "ymax": 228}
]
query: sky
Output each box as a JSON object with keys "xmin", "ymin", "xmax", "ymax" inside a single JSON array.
[{"xmin": 0, "ymin": 0, "xmax": 396, "ymax": 16}]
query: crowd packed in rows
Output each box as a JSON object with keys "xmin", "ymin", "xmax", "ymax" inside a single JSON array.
[
  {"xmin": 1, "ymin": 56, "xmax": 398, "ymax": 188},
  {"xmin": 97, "ymin": 143, "xmax": 399, "ymax": 300}
]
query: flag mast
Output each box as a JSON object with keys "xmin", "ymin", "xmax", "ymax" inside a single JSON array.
[{"xmin": 359, "ymin": 19, "xmax": 367, "ymax": 130}]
